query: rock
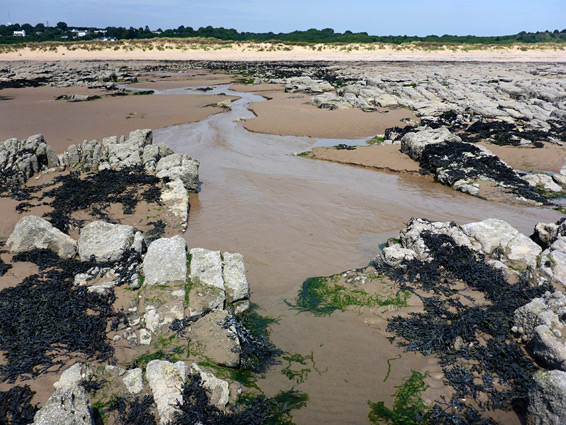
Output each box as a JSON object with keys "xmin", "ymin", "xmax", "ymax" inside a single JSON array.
[
  {"xmin": 190, "ymin": 310, "xmax": 240, "ymax": 367},
  {"xmin": 33, "ymin": 384, "xmax": 94, "ymax": 425},
  {"xmin": 146, "ymin": 360, "xmax": 188, "ymax": 425},
  {"xmin": 78, "ymin": 221, "xmax": 134, "ymax": 262},
  {"xmin": 143, "ymin": 235, "xmax": 187, "ymax": 286},
  {"xmin": 126, "ymin": 129, "xmax": 152, "ymax": 149},
  {"xmin": 139, "ymin": 328, "xmax": 152, "ymax": 345},
  {"xmin": 188, "ymin": 284, "xmax": 226, "ymax": 316},
  {"xmin": 53, "ymin": 363, "xmax": 89, "ymax": 390},
  {"xmin": 400, "ymin": 127, "xmax": 461, "ymax": 161},
  {"xmin": 107, "ymin": 143, "xmax": 142, "ymax": 170},
  {"xmin": 142, "ymin": 144, "xmax": 161, "ymax": 172},
  {"xmin": 156, "ymin": 154, "xmax": 200, "ymax": 193},
  {"xmin": 190, "ymin": 363, "xmax": 230, "ymax": 409},
  {"xmin": 533, "ymin": 325, "xmax": 566, "ymax": 370},
  {"xmin": 222, "ymin": 252, "xmax": 250, "ymax": 303},
  {"xmin": 217, "ymin": 99, "xmax": 232, "ymax": 110},
  {"xmin": 528, "ymin": 370, "xmax": 566, "ymax": 425},
  {"xmin": 160, "ymin": 178, "xmax": 189, "ymax": 232},
  {"xmin": 189, "ymin": 248, "xmax": 224, "ymax": 289},
  {"xmin": 461, "ymin": 218, "xmax": 519, "ymax": 254},
  {"xmin": 132, "ymin": 231, "xmax": 145, "ymax": 254},
  {"xmin": 533, "ymin": 219, "xmax": 566, "ymax": 249},
  {"xmin": 374, "ymin": 243, "xmax": 417, "ymax": 268},
  {"xmin": 523, "ymin": 173, "xmax": 563, "ymax": 193},
  {"xmin": 7, "ymin": 215, "xmax": 77, "ymax": 259},
  {"xmin": 506, "ymin": 233, "xmax": 542, "ymax": 268},
  {"xmin": 123, "ymin": 368, "xmax": 144, "ymax": 395}
]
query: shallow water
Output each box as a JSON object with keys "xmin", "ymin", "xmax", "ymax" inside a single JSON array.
[{"xmin": 154, "ymin": 85, "xmax": 561, "ymax": 424}]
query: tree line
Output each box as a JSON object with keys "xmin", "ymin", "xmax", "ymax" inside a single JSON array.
[{"xmin": 1, "ymin": 22, "xmax": 565, "ymax": 45}]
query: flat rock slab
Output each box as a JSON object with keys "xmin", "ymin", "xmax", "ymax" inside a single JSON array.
[
  {"xmin": 7, "ymin": 215, "xmax": 77, "ymax": 259},
  {"xmin": 143, "ymin": 235, "xmax": 187, "ymax": 286},
  {"xmin": 33, "ymin": 384, "xmax": 94, "ymax": 425},
  {"xmin": 461, "ymin": 218, "xmax": 519, "ymax": 253},
  {"xmin": 222, "ymin": 252, "xmax": 249, "ymax": 302},
  {"xmin": 146, "ymin": 360, "xmax": 187, "ymax": 425},
  {"xmin": 189, "ymin": 248, "xmax": 224, "ymax": 289},
  {"xmin": 78, "ymin": 221, "xmax": 134, "ymax": 263}
]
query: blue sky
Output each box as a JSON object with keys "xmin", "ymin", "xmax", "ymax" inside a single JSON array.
[{"xmin": 1, "ymin": 0, "xmax": 564, "ymax": 36}]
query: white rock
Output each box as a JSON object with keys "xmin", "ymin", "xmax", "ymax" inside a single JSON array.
[
  {"xmin": 189, "ymin": 248, "xmax": 224, "ymax": 289},
  {"xmin": 146, "ymin": 360, "xmax": 188, "ymax": 425},
  {"xmin": 123, "ymin": 368, "xmax": 144, "ymax": 395},
  {"xmin": 190, "ymin": 363, "xmax": 230, "ymax": 409},
  {"xmin": 143, "ymin": 235, "xmax": 187, "ymax": 286},
  {"xmin": 78, "ymin": 221, "xmax": 134, "ymax": 263},
  {"xmin": 222, "ymin": 252, "xmax": 249, "ymax": 302},
  {"xmin": 7, "ymin": 215, "xmax": 77, "ymax": 259}
]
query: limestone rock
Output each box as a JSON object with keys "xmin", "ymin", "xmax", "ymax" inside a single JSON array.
[
  {"xmin": 506, "ymin": 232, "xmax": 542, "ymax": 268},
  {"xmin": 533, "ymin": 325, "xmax": 566, "ymax": 370},
  {"xmin": 78, "ymin": 221, "xmax": 134, "ymax": 262},
  {"xmin": 528, "ymin": 370, "xmax": 566, "ymax": 425},
  {"xmin": 189, "ymin": 248, "xmax": 224, "ymax": 289},
  {"xmin": 7, "ymin": 215, "xmax": 77, "ymax": 259},
  {"xmin": 123, "ymin": 368, "xmax": 144, "ymax": 395},
  {"xmin": 461, "ymin": 218, "xmax": 519, "ymax": 254},
  {"xmin": 222, "ymin": 252, "xmax": 250, "ymax": 303},
  {"xmin": 160, "ymin": 178, "xmax": 189, "ymax": 232},
  {"xmin": 33, "ymin": 384, "xmax": 94, "ymax": 425},
  {"xmin": 188, "ymin": 284, "xmax": 226, "ymax": 316},
  {"xmin": 400, "ymin": 127, "xmax": 461, "ymax": 161},
  {"xmin": 146, "ymin": 360, "xmax": 187, "ymax": 425},
  {"xmin": 156, "ymin": 154, "xmax": 200, "ymax": 193},
  {"xmin": 53, "ymin": 363, "xmax": 89, "ymax": 390},
  {"xmin": 143, "ymin": 235, "xmax": 187, "ymax": 286}
]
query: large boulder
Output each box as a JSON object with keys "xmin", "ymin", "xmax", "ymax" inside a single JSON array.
[
  {"xmin": 78, "ymin": 221, "xmax": 134, "ymax": 262},
  {"xmin": 528, "ymin": 370, "xmax": 566, "ymax": 425},
  {"xmin": 461, "ymin": 218, "xmax": 519, "ymax": 254},
  {"xmin": 400, "ymin": 127, "xmax": 461, "ymax": 161},
  {"xmin": 33, "ymin": 384, "xmax": 94, "ymax": 425},
  {"xmin": 146, "ymin": 360, "xmax": 187, "ymax": 425},
  {"xmin": 7, "ymin": 215, "xmax": 77, "ymax": 259},
  {"xmin": 143, "ymin": 236, "xmax": 187, "ymax": 286}
]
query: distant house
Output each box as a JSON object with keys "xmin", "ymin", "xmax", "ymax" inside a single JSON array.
[
  {"xmin": 71, "ymin": 29, "xmax": 88, "ymax": 37},
  {"xmin": 61, "ymin": 35, "xmax": 69, "ymax": 39},
  {"xmin": 13, "ymin": 30, "xmax": 26, "ymax": 37}
]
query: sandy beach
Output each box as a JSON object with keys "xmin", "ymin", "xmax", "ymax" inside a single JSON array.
[{"xmin": 0, "ymin": 41, "xmax": 564, "ymax": 62}]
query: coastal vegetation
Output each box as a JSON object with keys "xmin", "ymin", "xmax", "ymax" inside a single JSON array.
[{"xmin": 1, "ymin": 22, "xmax": 565, "ymax": 45}]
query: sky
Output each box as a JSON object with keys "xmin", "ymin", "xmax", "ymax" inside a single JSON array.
[{"xmin": 1, "ymin": 0, "xmax": 564, "ymax": 37}]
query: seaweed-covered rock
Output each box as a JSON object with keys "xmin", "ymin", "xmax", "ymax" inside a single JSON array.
[
  {"xmin": 400, "ymin": 126, "xmax": 461, "ymax": 161},
  {"xmin": 78, "ymin": 221, "xmax": 134, "ymax": 263},
  {"xmin": 143, "ymin": 235, "xmax": 187, "ymax": 286},
  {"xmin": 146, "ymin": 360, "xmax": 187, "ymax": 425},
  {"xmin": 222, "ymin": 252, "xmax": 250, "ymax": 303},
  {"xmin": 33, "ymin": 384, "xmax": 94, "ymax": 425},
  {"xmin": 7, "ymin": 215, "xmax": 77, "ymax": 259},
  {"xmin": 189, "ymin": 363, "xmax": 230, "ymax": 409},
  {"xmin": 528, "ymin": 370, "xmax": 566, "ymax": 425}
]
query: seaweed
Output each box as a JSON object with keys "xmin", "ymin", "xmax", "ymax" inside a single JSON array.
[
  {"xmin": 103, "ymin": 394, "xmax": 157, "ymax": 425},
  {"xmin": 419, "ymin": 141, "xmax": 549, "ymax": 204},
  {"xmin": 37, "ymin": 166, "xmax": 161, "ymax": 233},
  {"xmin": 289, "ymin": 275, "xmax": 410, "ymax": 316},
  {"xmin": 380, "ymin": 231, "xmax": 552, "ymax": 423},
  {"xmin": 223, "ymin": 311, "xmax": 283, "ymax": 373},
  {"xmin": 0, "ymin": 385, "xmax": 38, "ymax": 425},
  {"xmin": 174, "ymin": 374, "xmax": 307, "ymax": 425},
  {"xmin": 368, "ymin": 370, "xmax": 430, "ymax": 425},
  {"xmin": 0, "ymin": 248, "xmax": 129, "ymax": 382}
]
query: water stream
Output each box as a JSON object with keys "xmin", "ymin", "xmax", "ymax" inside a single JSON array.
[{"xmin": 150, "ymin": 84, "xmax": 561, "ymax": 424}]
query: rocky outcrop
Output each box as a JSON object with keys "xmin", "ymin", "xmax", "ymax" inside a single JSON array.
[
  {"xmin": 400, "ymin": 127, "xmax": 461, "ymax": 161},
  {"xmin": 7, "ymin": 215, "xmax": 77, "ymax": 259},
  {"xmin": 190, "ymin": 363, "xmax": 230, "ymax": 409},
  {"xmin": 78, "ymin": 221, "xmax": 135, "ymax": 263},
  {"xmin": 0, "ymin": 134, "xmax": 59, "ymax": 186}
]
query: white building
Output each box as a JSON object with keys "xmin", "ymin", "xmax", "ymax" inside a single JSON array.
[{"xmin": 13, "ymin": 30, "xmax": 26, "ymax": 37}]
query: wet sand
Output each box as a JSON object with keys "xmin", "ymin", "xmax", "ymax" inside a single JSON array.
[
  {"xmin": 0, "ymin": 85, "xmax": 237, "ymax": 152},
  {"xmin": 244, "ymin": 88, "xmax": 417, "ymax": 139}
]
